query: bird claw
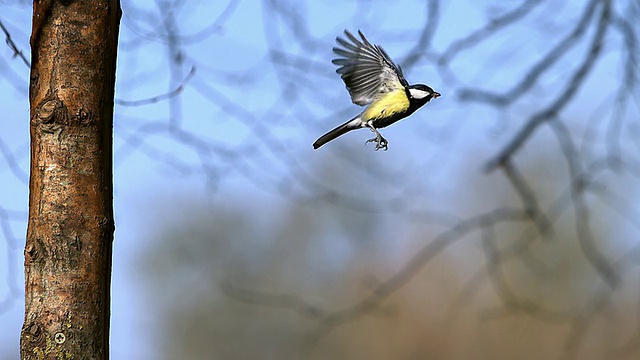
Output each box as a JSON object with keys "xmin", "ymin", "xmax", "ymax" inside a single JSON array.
[{"xmin": 366, "ymin": 135, "xmax": 388, "ymax": 151}]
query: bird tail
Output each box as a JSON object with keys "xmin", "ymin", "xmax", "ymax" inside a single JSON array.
[{"xmin": 313, "ymin": 116, "xmax": 361, "ymax": 149}]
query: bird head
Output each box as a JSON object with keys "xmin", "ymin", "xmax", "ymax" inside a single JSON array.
[{"xmin": 408, "ymin": 84, "xmax": 440, "ymax": 102}]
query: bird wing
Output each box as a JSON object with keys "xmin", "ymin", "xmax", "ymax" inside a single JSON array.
[{"xmin": 332, "ymin": 30, "xmax": 409, "ymax": 106}]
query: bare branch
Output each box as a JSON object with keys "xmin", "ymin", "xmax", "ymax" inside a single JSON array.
[
  {"xmin": 501, "ymin": 160, "xmax": 553, "ymax": 239},
  {"xmin": 439, "ymin": 0, "xmax": 545, "ymax": 68},
  {"xmin": 606, "ymin": 12, "xmax": 639, "ymax": 165},
  {"xmin": 401, "ymin": 0, "xmax": 440, "ymax": 69},
  {"xmin": 549, "ymin": 117, "xmax": 621, "ymax": 287},
  {"xmin": 485, "ymin": 0, "xmax": 612, "ymax": 172},
  {"xmin": 458, "ymin": 0, "xmax": 599, "ymax": 106},
  {"xmin": 220, "ymin": 281, "xmax": 327, "ymax": 320},
  {"xmin": 115, "ymin": 66, "xmax": 196, "ymax": 106},
  {"xmin": 0, "ymin": 17, "xmax": 29, "ymax": 67},
  {"xmin": 479, "ymin": 224, "xmax": 573, "ymax": 323}
]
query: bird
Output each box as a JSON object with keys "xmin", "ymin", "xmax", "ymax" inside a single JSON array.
[{"xmin": 313, "ymin": 30, "xmax": 440, "ymax": 151}]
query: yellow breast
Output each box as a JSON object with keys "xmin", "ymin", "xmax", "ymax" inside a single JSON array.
[{"xmin": 362, "ymin": 90, "xmax": 410, "ymax": 120}]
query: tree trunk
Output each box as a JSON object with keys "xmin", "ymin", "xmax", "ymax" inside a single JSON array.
[{"xmin": 20, "ymin": 1, "xmax": 121, "ymax": 359}]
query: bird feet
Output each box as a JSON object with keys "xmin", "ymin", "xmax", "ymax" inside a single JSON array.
[
  {"xmin": 366, "ymin": 126, "xmax": 388, "ymax": 151},
  {"xmin": 365, "ymin": 135, "xmax": 388, "ymax": 151}
]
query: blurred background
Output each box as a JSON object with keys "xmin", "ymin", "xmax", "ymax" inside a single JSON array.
[{"xmin": 2, "ymin": 0, "xmax": 640, "ymax": 359}]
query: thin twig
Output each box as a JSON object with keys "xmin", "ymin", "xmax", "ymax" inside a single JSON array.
[
  {"xmin": 115, "ymin": 66, "xmax": 196, "ymax": 106},
  {"xmin": 0, "ymin": 18, "xmax": 29, "ymax": 67}
]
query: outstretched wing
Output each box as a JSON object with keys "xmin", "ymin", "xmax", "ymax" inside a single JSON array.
[{"xmin": 332, "ymin": 30, "xmax": 408, "ymax": 106}]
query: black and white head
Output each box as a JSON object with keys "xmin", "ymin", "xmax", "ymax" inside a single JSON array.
[{"xmin": 408, "ymin": 84, "xmax": 440, "ymax": 103}]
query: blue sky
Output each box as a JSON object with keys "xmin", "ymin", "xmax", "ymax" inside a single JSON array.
[{"xmin": 2, "ymin": 1, "xmax": 639, "ymax": 358}]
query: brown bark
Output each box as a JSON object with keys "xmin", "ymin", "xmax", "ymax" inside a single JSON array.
[{"xmin": 20, "ymin": 1, "xmax": 121, "ymax": 359}]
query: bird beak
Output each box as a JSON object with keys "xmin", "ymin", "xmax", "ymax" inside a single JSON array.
[{"xmin": 433, "ymin": 92, "xmax": 441, "ymax": 98}]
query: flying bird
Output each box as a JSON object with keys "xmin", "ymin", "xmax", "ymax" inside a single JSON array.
[{"xmin": 313, "ymin": 30, "xmax": 440, "ymax": 151}]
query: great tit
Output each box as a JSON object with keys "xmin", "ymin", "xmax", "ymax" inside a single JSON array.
[{"xmin": 313, "ymin": 30, "xmax": 440, "ymax": 151}]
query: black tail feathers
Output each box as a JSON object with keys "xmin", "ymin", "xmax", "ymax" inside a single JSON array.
[{"xmin": 313, "ymin": 117, "xmax": 359, "ymax": 149}]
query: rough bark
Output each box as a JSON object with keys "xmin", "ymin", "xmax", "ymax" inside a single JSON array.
[{"xmin": 20, "ymin": 1, "xmax": 121, "ymax": 359}]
